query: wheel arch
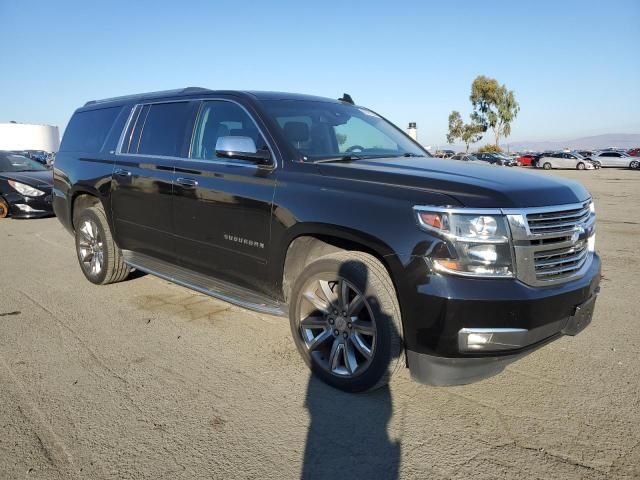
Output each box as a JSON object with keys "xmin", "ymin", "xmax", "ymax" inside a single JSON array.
[
  {"xmin": 279, "ymin": 223, "xmax": 401, "ymax": 304},
  {"xmin": 69, "ymin": 187, "xmax": 109, "ymax": 231}
]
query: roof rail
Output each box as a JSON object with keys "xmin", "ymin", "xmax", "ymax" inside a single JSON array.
[{"xmin": 84, "ymin": 86, "xmax": 211, "ymax": 106}]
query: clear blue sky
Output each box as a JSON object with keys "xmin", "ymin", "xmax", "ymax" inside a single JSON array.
[{"xmin": 1, "ymin": 0, "xmax": 638, "ymax": 146}]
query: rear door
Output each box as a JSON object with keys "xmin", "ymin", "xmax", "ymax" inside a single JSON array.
[
  {"xmin": 111, "ymin": 100, "xmax": 197, "ymax": 262},
  {"xmin": 171, "ymin": 99, "xmax": 278, "ymax": 293}
]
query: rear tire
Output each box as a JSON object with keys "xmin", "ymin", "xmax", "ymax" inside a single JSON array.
[
  {"xmin": 577, "ymin": 162, "xmax": 585, "ymax": 170},
  {"xmin": 289, "ymin": 251, "xmax": 403, "ymax": 393},
  {"xmin": 0, "ymin": 197, "xmax": 9, "ymax": 218},
  {"xmin": 592, "ymin": 161, "xmax": 601, "ymax": 169},
  {"xmin": 543, "ymin": 162, "xmax": 552, "ymax": 170},
  {"xmin": 75, "ymin": 205, "xmax": 130, "ymax": 285}
]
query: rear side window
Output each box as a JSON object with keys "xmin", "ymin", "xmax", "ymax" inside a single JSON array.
[
  {"xmin": 135, "ymin": 102, "xmax": 191, "ymax": 157},
  {"xmin": 60, "ymin": 106, "xmax": 121, "ymax": 153}
]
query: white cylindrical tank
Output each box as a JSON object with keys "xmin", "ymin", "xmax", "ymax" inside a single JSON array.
[
  {"xmin": 407, "ymin": 122, "xmax": 417, "ymax": 141},
  {"xmin": 0, "ymin": 123, "xmax": 60, "ymax": 152}
]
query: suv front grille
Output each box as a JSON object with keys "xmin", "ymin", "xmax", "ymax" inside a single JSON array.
[
  {"xmin": 526, "ymin": 202, "xmax": 591, "ymax": 235},
  {"xmin": 533, "ymin": 241, "xmax": 589, "ymax": 281},
  {"xmin": 506, "ymin": 201, "xmax": 595, "ymax": 287}
]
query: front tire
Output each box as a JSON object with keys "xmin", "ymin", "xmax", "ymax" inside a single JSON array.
[
  {"xmin": 577, "ymin": 162, "xmax": 585, "ymax": 170},
  {"xmin": 75, "ymin": 205, "xmax": 130, "ymax": 285},
  {"xmin": 630, "ymin": 160, "xmax": 639, "ymax": 169},
  {"xmin": 289, "ymin": 251, "xmax": 403, "ymax": 393},
  {"xmin": 543, "ymin": 162, "xmax": 552, "ymax": 170}
]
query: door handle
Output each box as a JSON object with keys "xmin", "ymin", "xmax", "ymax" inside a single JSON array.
[
  {"xmin": 114, "ymin": 168, "xmax": 132, "ymax": 177},
  {"xmin": 176, "ymin": 177, "xmax": 198, "ymax": 188}
]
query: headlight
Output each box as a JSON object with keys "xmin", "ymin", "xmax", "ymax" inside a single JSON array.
[
  {"xmin": 8, "ymin": 180, "xmax": 45, "ymax": 197},
  {"xmin": 414, "ymin": 207, "xmax": 514, "ymax": 277}
]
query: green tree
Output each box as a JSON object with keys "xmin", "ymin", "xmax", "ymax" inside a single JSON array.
[
  {"xmin": 446, "ymin": 111, "xmax": 485, "ymax": 152},
  {"xmin": 470, "ymin": 75, "xmax": 519, "ymax": 148},
  {"xmin": 477, "ymin": 144, "xmax": 503, "ymax": 153}
]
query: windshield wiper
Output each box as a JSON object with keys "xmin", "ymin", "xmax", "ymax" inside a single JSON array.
[{"xmin": 314, "ymin": 154, "xmax": 389, "ymax": 163}]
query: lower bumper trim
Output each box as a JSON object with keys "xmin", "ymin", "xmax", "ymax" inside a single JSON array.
[{"xmin": 407, "ymin": 350, "xmax": 525, "ymax": 386}]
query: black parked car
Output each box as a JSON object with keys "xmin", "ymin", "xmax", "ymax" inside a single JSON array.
[
  {"xmin": 53, "ymin": 88, "xmax": 600, "ymax": 392},
  {"xmin": 0, "ymin": 151, "xmax": 54, "ymax": 218},
  {"xmin": 475, "ymin": 152, "xmax": 516, "ymax": 166}
]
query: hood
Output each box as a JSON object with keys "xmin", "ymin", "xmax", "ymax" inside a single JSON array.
[
  {"xmin": 0, "ymin": 170, "xmax": 53, "ymax": 188},
  {"xmin": 316, "ymin": 157, "xmax": 590, "ymax": 208}
]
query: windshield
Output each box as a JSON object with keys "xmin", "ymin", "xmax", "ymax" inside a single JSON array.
[
  {"xmin": 0, "ymin": 153, "xmax": 48, "ymax": 172},
  {"xmin": 261, "ymin": 100, "xmax": 427, "ymax": 161}
]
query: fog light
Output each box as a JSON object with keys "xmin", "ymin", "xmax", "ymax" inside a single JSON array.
[{"xmin": 467, "ymin": 333, "xmax": 493, "ymax": 349}]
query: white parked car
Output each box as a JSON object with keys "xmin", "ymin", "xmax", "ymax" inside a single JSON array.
[
  {"xmin": 587, "ymin": 151, "xmax": 639, "ymax": 169},
  {"xmin": 539, "ymin": 152, "xmax": 595, "ymax": 170}
]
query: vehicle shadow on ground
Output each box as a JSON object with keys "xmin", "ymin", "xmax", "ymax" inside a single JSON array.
[{"xmin": 300, "ymin": 259, "xmax": 401, "ymax": 480}]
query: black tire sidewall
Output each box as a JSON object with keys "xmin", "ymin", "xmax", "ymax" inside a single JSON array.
[
  {"xmin": 75, "ymin": 208, "xmax": 110, "ymax": 285},
  {"xmin": 543, "ymin": 163, "xmax": 551, "ymax": 170},
  {"xmin": 289, "ymin": 255, "xmax": 399, "ymax": 393}
]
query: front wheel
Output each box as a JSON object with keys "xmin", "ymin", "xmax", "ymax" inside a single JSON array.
[
  {"xmin": 577, "ymin": 162, "xmax": 585, "ymax": 170},
  {"xmin": 630, "ymin": 160, "xmax": 639, "ymax": 169},
  {"xmin": 289, "ymin": 251, "xmax": 403, "ymax": 393},
  {"xmin": 0, "ymin": 197, "xmax": 9, "ymax": 218},
  {"xmin": 543, "ymin": 162, "xmax": 552, "ymax": 170},
  {"xmin": 592, "ymin": 161, "xmax": 601, "ymax": 169},
  {"xmin": 75, "ymin": 205, "xmax": 131, "ymax": 285}
]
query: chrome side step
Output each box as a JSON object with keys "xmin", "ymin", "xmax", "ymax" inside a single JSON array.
[{"xmin": 122, "ymin": 250, "xmax": 288, "ymax": 317}]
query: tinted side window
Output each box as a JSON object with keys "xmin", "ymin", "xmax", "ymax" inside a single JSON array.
[
  {"xmin": 136, "ymin": 102, "xmax": 191, "ymax": 157},
  {"xmin": 191, "ymin": 101, "xmax": 268, "ymax": 160},
  {"xmin": 60, "ymin": 106, "xmax": 122, "ymax": 153}
]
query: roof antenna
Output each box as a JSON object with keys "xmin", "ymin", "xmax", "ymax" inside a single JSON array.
[{"xmin": 339, "ymin": 93, "xmax": 354, "ymax": 105}]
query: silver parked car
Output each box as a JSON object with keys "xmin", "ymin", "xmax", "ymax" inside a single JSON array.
[
  {"xmin": 587, "ymin": 151, "xmax": 639, "ymax": 169},
  {"xmin": 539, "ymin": 152, "xmax": 595, "ymax": 170}
]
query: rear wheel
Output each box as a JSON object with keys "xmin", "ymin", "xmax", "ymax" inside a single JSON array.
[
  {"xmin": 592, "ymin": 160, "xmax": 601, "ymax": 169},
  {"xmin": 577, "ymin": 162, "xmax": 585, "ymax": 170},
  {"xmin": 0, "ymin": 197, "xmax": 9, "ymax": 218},
  {"xmin": 289, "ymin": 251, "xmax": 403, "ymax": 393},
  {"xmin": 543, "ymin": 162, "xmax": 552, "ymax": 170},
  {"xmin": 75, "ymin": 205, "xmax": 130, "ymax": 285}
]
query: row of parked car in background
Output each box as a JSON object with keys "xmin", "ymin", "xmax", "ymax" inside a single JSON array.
[
  {"xmin": 8, "ymin": 149, "xmax": 55, "ymax": 166},
  {"xmin": 435, "ymin": 147, "xmax": 640, "ymax": 170}
]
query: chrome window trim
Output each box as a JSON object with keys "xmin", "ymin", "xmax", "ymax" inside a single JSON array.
[
  {"xmin": 115, "ymin": 104, "xmax": 138, "ymax": 155},
  {"xmin": 114, "ymin": 97, "xmax": 279, "ymax": 170}
]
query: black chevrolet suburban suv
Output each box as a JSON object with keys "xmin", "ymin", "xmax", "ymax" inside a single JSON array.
[{"xmin": 53, "ymin": 88, "xmax": 600, "ymax": 392}]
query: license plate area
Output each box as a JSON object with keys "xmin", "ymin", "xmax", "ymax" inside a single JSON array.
[{"xmin": 562, "ymin": 295, "xmax": 597, "ymax": 336}]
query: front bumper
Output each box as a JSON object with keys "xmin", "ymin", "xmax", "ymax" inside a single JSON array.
[
  {"xmin": 4, "ymin": 191, "xmax": 54, "ymax": 218},
  {"xmin": 396, "ymin": 253, "xmax": 601, "ymax": 385}
]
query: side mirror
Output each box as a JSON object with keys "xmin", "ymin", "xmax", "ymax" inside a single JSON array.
[{"xmin": 215, "ymin": 136, "xmax": 272, "ymax": 164}]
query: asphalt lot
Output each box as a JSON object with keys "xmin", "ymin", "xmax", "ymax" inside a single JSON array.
[{"xmin": 1, "ymin": 168, "xmax": 639, "ymax": 479}]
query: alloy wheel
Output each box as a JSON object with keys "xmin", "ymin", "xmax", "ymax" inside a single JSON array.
[
  {"xmin": 77, "ymin": 219, "xmax": 104, "ymax": 276},
  {"xmin": 297, "ymin": 276, "xmax": 376, "ymax": 378}
]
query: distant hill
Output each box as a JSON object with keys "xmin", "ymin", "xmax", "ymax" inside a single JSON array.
[
  {"xmin": 431, "ymin": 133, "xmax": 640, "ymax": 153},
  {"xmin": 505, "ymin": 134, "xmax": 640, "ymax": 152}
]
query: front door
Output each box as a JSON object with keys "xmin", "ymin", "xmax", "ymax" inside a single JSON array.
[
  {"xmin": 111, "ymin": 101, "xmax": 196, "ymax": 262},
  {"xmin": 172, "ymin": 99, "xmax": 277, "ymax": 293}
]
